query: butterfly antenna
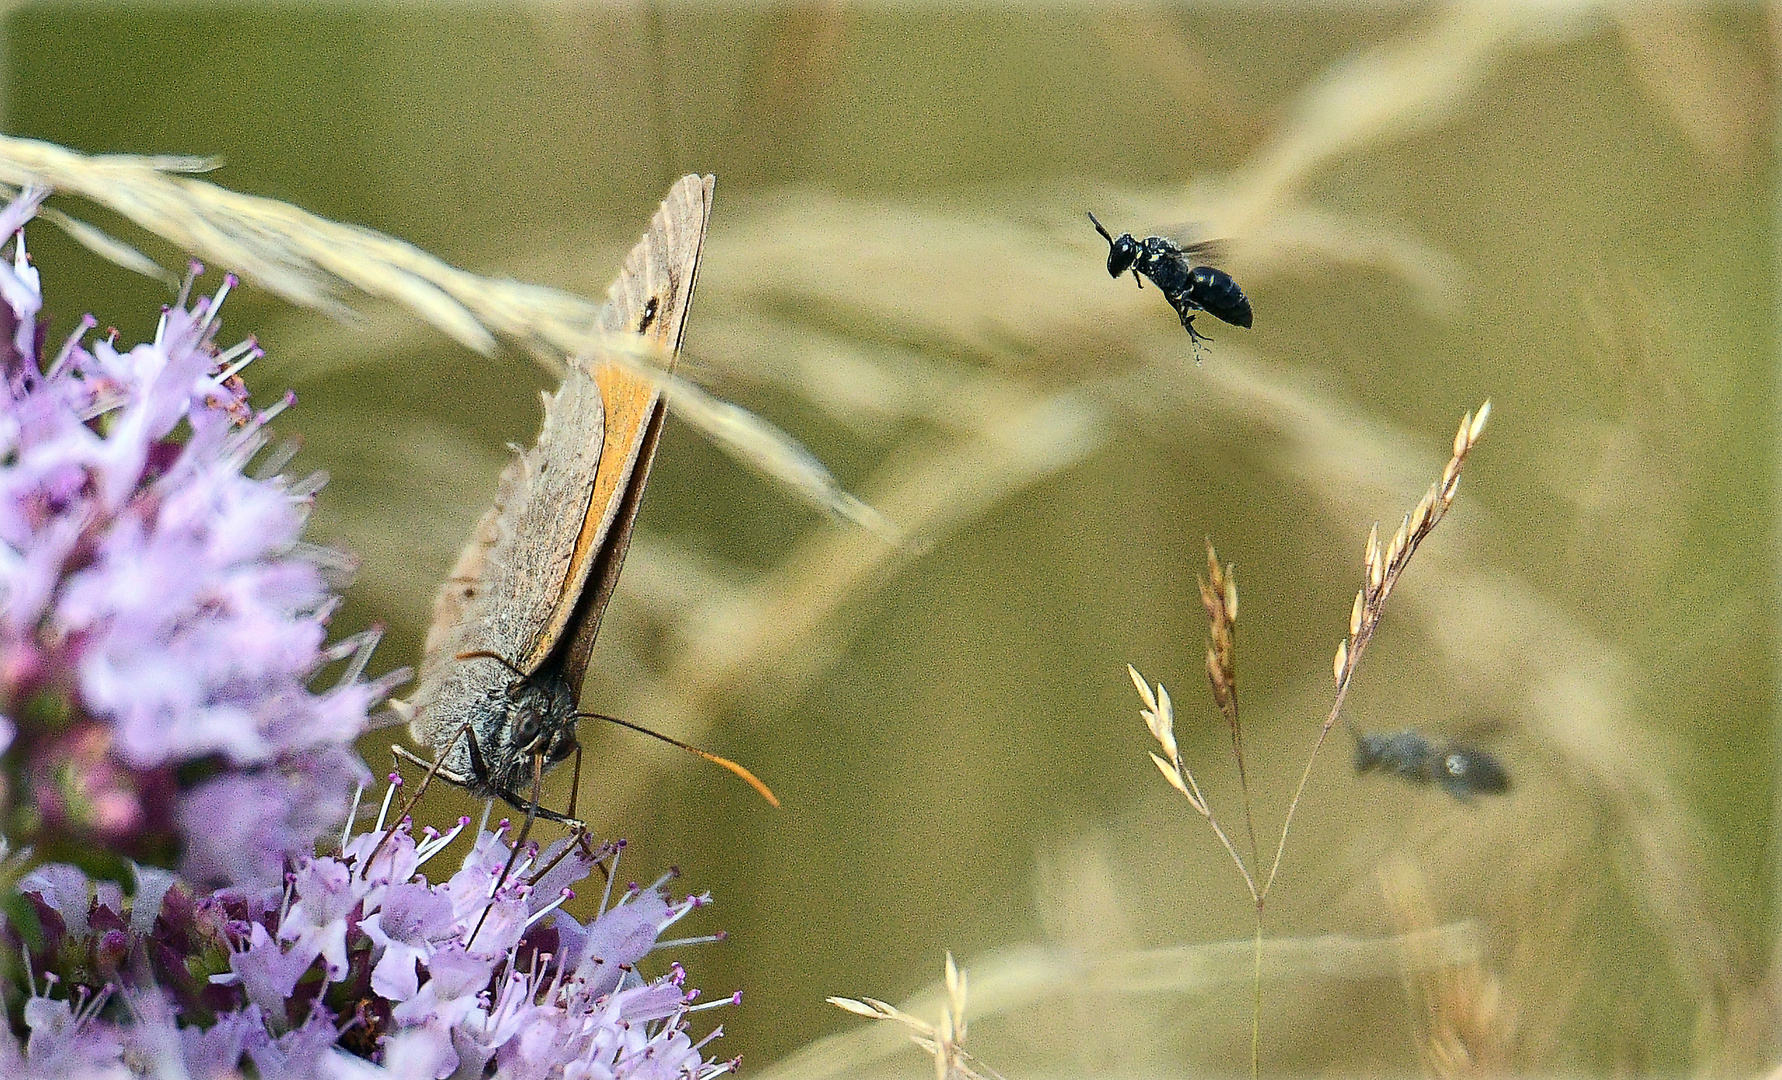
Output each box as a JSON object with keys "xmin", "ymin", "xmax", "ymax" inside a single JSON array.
[{"xmin": 577, "ymin": 710, "xmax": 779, "ymax": 807}]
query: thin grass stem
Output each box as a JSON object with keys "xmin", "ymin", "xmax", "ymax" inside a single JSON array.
[{"xmin": 1251, "ymin": 913, "xmax": 1264, "ymax": 1080}]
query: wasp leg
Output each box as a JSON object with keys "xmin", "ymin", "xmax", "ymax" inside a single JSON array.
[
  {"xmin": 1176, "ymin": 311, "xmax": 1211, "ymax": 364},
  {"xmin": 1179, "ymin": 311, "xmax": 1212, "ymax": 343}
]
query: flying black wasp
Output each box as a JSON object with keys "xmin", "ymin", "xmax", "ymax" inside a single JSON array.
[
  {"xmin": 1354, "ymin": 729, "xmax": 1510, "ymax": 801},
  {"xmin": 1087, "ymin": 212, "xmax": 1252, "ymax": 355}
]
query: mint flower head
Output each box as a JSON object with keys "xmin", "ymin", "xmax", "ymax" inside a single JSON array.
[
  {"xmin": 2, "ymin": 790, "xmax": 736, "ymax": 1079},
  {"xmin": 0, "ymin": 184, "xmax": 739, "ymax": 1078},
  {"xmin": 0, "ymin": 187, "xmax": 392, "ymax": 889}
]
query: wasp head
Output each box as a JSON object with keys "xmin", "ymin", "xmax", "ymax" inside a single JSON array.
[{"xmin": 1087, "ymin": 212, "xmax": 1140, "ymax": 279}]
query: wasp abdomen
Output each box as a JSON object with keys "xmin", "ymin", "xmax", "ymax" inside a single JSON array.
[{"xmin": 1189, "ymin": 267, "xmax": 1253, "ymax": 327}]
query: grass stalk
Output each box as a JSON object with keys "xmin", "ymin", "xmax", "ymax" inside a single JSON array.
[{"xmin": 1133, "ymin": 400, "xmax": 1490, "ymax": 1079}]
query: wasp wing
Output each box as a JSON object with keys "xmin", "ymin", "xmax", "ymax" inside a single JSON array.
[{"xmin": 1165, "ymin": 236, "xmax": 1231, "ymax": 263}]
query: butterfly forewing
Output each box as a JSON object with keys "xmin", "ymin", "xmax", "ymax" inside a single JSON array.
[
  {"xmin": 405, "ymin": 174, "xmax": 714, "ymax": 802},
  {"xmin": 548, "ymin": 174, "xmax": 713, "ymax": 685}
]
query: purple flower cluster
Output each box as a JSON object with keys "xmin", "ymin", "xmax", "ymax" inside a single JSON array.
[
  {"xmin": 0, "ymin": 188, "xmax": 738, "ymax": 1078},
  {"xmin": 0, "ymin": 188, "xmax": 387, "ymax": 890},
  {"xmin": 5, "ymin": 793, "xmax": 736, "ymax": 1079}
]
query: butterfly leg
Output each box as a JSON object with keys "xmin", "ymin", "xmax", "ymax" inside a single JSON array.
[
  {"xmin": 565, "ymin": 741, "xmax": 584, "ymax": 824},
  {"xmin": 391, "ymin": 740, "xmax": 478, "ymax": 791},
  {"xmin": 493, "ymin": 784, "xmax": 587, "ymax": 829},
  {"xmin": 471, "ymin": 752, "xmax": 547, "ymax": 947},
  {"xmin": 364, "ymin": 738, "xmax": 482, "ymax": 878},
  {"xmin": 376, "ymin": 736, "xmax": 484, "ymax": 874},
  {"xmin": 391, "ymin": 723, "xmax": 504, "ymax": 800}
]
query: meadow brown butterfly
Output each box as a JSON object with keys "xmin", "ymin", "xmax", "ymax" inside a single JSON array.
[{"xmin": 395, "ymin": 175, "xmax": 770, "ymax": 823}]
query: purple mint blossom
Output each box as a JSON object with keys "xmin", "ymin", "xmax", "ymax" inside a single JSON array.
[
  {"xmin": 118, "ymin": 989, "xmax": 265, "ymax": 1080},
  {"xmin": 242, "ymin": 1009, "xmax": 342, "ymax": 1080},
  {"xmin": 177, "ymin": 745, "xmax": 370, "ymax": 889},
  {"xmin": 226, "ymin": 922, "xmax": 317, "ymax": 1020},
  {"xmin": 279, "ymin": 855, "xmax": 359, "ymax": 980},
  {"xmin": 388, "ymin": 941, "xmax": 494, "ymax": 1029},
  {"xmin": 10, "ymin": 987, "xmax": 124, "ymax": 1080},
  {"xmin": 561, "ymin": 889, "xmax": 672, "ymax": 974},
  {"xmin": 6, "ymin": 790, "xmax": 736, "ymax": 1079},
  {"xmin": 0, "ymin": 185, "xmax": 739, "ymax": 1079},
  {"xmin": 174, "ymin": 1001, "xmax": 265, "ymax": 1078},
  {"xmin": 0, "ymin": 189, "xmax": 396, "ymax": 889},
  {"xmin": 362, "ymin": 881, "xmax": 456, "ymax": 1000}
]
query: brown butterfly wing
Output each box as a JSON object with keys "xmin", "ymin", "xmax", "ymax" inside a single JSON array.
[
  {"xmin": 548, "ymin": 175, "xmax": 714, "ymax": 688},
  {"xmin": 407, "ymin": 175, "xmax": 713, "ymax": 772}
]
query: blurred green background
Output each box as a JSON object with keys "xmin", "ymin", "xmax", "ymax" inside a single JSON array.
[{"xmin": 6, "ymin": 3, "xmax": 1776, "ymax": 1075}]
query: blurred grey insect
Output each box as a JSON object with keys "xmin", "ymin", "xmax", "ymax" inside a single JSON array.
[{"xmin": 1354, "ymin": 729, "xmax": 1510, "ymax": 801}]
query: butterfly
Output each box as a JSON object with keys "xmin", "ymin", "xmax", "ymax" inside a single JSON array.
[{"xmin": 392, "ymin": 174, "xmax": 772, "ymax": 827}]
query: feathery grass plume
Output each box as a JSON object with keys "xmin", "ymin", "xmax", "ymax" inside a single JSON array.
[
  {"xmin": 1126, "ymin": 540, "xmax": 1260, "ymax": 899},
  {"xmin": 1265, "ymin": 399, "xmax": 1488, "ymax": 897},
  {"xmin": 1127, "ymin": 402, "xmax": 1491, "ymax": 1078},
  {"xmin": 1199, "ymin": 541, "xmax": 1258, "ymax": 865},
  {"xmin": 1129, "ymin": 664, "xmax": 1256, "ymax": 902},
  {"xmin": 828, "ymin": 954, "xmax": 1005, "ymax": 1080},
  {"xmin": 1380, "ymin": 858, "xmax": 1513, "ymax": 1079},
  {"xmin": 1334, "ymin": 401, "xmax": 1490, "ymax": 719},
  {"xmin": 1201, "ymin": 541, "xmax": 1239, "ymax": 735},
  {"xmin": 0, "ymin": 135, "xmax": 876, "ymax": 531},
  {"xmin": 766, "ymin": 924, "xmax": 1485, "ymax": 1080}
]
